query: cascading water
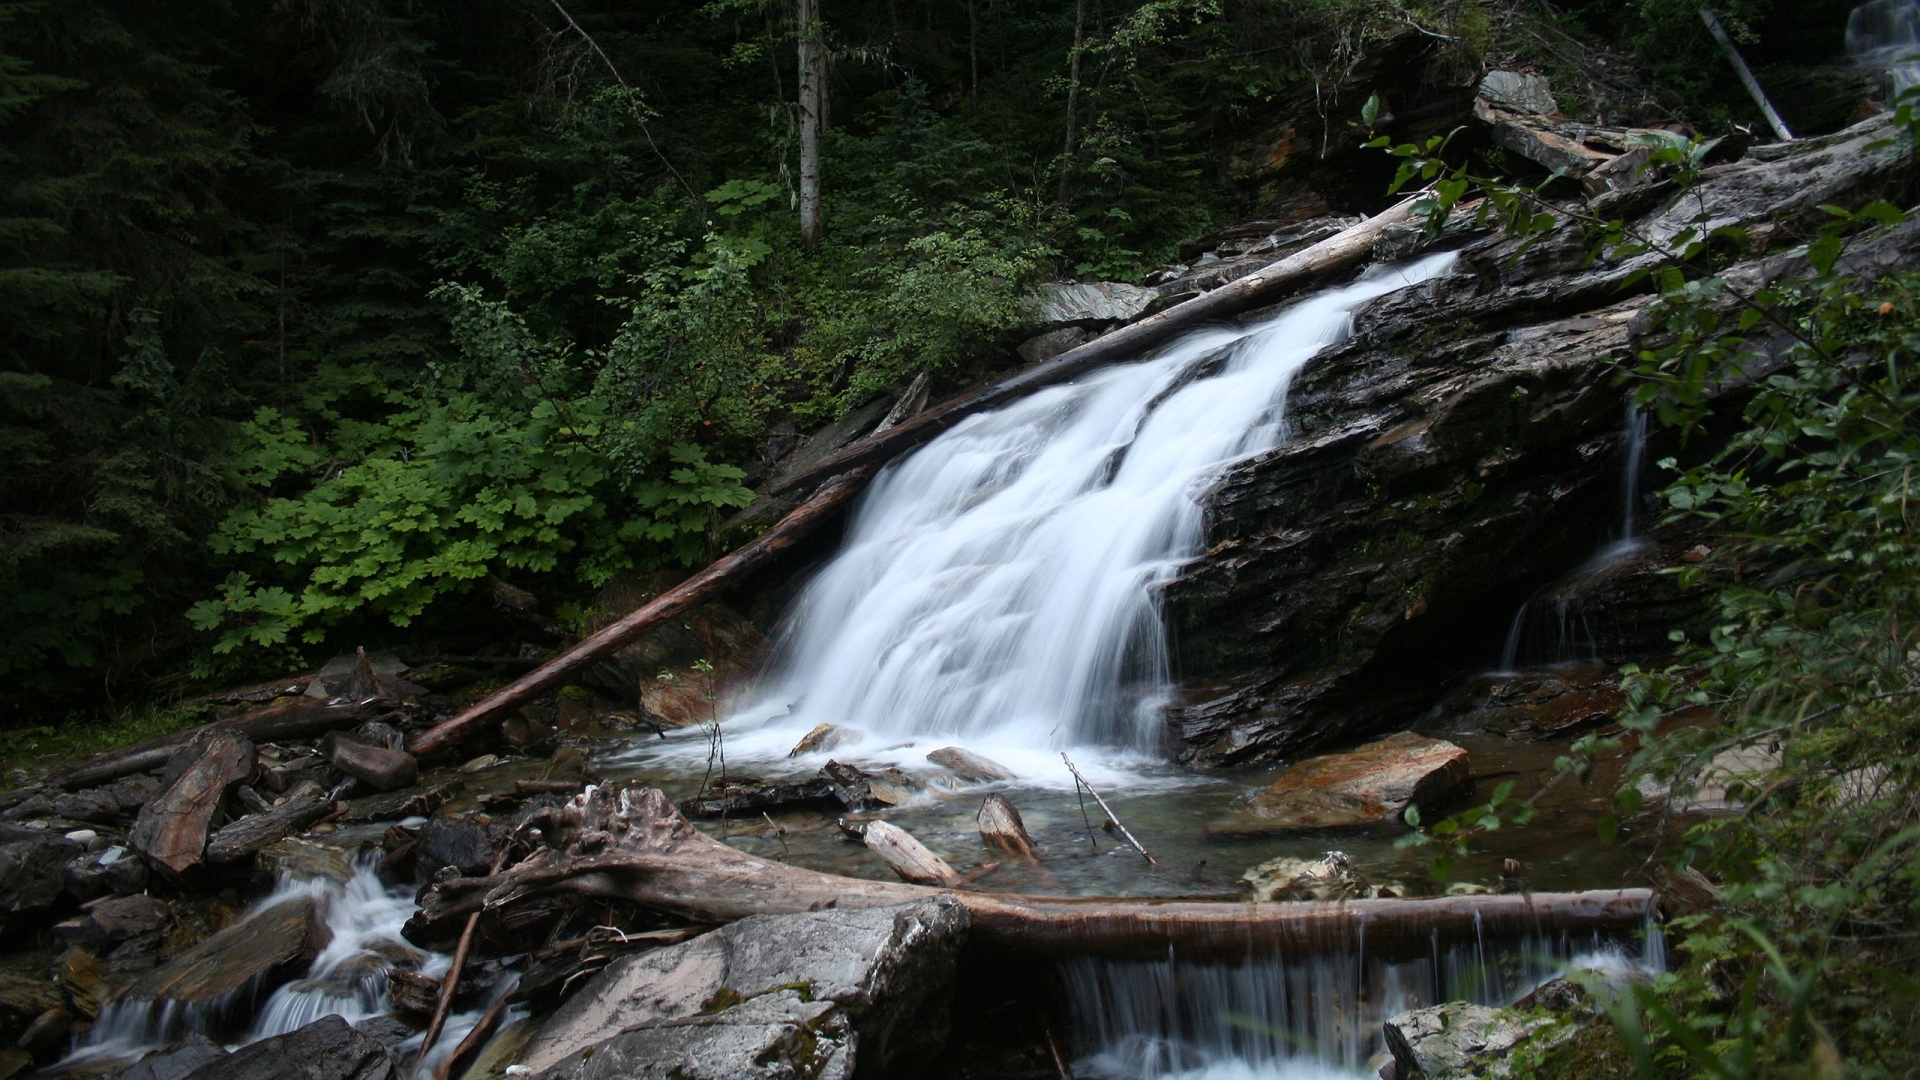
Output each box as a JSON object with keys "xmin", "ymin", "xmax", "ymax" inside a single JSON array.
[
  {"xmin": 1493, "ymin": 402, "xmax": 1648, "ymax": 673},
  {"xmin": 1061, "ymin": 919, "xmax": 1665, "ymax": 1079},
  {"xmin": 1848, "ymin": 0, "xmax": 1920, "ymax": 96},
  {"xmin": 71, "ymin": 859, "xmax": 502, "ymax": 1078},
  {"xmin": 715, "ymin": 252, "xmax": 1458, "ymax": 771}
]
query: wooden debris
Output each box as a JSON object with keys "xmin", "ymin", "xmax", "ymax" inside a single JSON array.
[
  {"xmin": 514, "ymin": 779, "xmax": 584, "ymax": 796},
  {"xmin": 1061, "ymin": 753, "xmax": 1156, "ymax": 866},
  {"xmin": 862, "ymin": 820, "xmax": 963, "ymax": 887},
  {"xmin": 927, "ymin": 746, "xmax": 1017, "ymax": 782},
  {"xmin": 128, "ymin": 732, "xmax": 256, "ymax": 880},
  {"xmin": 205, "ymin": 790, "xmax": 336, "ymax": 864},
  {"xmin": 52, "ymin": 698, "xmax": 374, "ymax": 791},
  {"xmin": 406, "ymin": 463, "xmax": 880, "ymax": 759},
  {"xmin": 413, "ymin": 848, "xmax": 511, "ymax": 1073},
  {"xmin": 407, "ymin": 785, "xmax": 1658, "ymax": 963},
  {"xmin": 977, "ymin": 794, "xmax": 1039, "ymax": 862}
]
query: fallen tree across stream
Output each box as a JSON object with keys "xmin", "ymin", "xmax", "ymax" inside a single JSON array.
[{"xmin": 408, "ymin": 784, "xmax": 1657, "ymax": 963}]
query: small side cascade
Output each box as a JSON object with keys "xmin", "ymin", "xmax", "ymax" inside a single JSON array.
[
  {"xmin": 1492, "ymin": 402, "xmax": 1649, "ymax": 673},
  {"xmin": 1848, "ymin": 0, "xmax": 1920, "ymax": 96},
  {"xmin": 1061, "ymin": 917, "xmax": 1665, "ymax": 1079}
]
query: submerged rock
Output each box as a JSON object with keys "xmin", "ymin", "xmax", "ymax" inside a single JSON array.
[
  {"xmin": 515, "ymin": 897, "xmax": 968, "ymax": 1080},
  {"xmin": 179, "ymin": 1014, "xmax": 394, "ymax": 1080},
  {"xmin": 1212, "ymin": 732, "xmax": 1470, "ymax": 834}
]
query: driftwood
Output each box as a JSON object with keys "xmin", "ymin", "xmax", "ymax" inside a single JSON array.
[
  {"xmin": 1061, "ymin": 752, "xmax": 1155, "ymax": 866},
  {"xmin": 415, "ymin": 847, "xmax": 512, "ymax": 1072},
  {"xmin": 406, "ymin": 464, "xmax": 880, "ymax": 759},
  {"xmin": 433, "ymin": 991, "xmax": 510, "ymax": 1080},
  {"xmin": 978, "ymin": 794, "xmax": 1038, "ymax": 862},
  {"xmin": 128, "ymin": 732, "xmax": 256, "ymax": 880},
  {"xmin": 766, "ymin": 197, "xmax": 1422, "ymax": 497},
  {"xmin": 862, "ymin": 820, "xmax": 963, "ymax": 886},
  {"xmin": 407, "ymin": 785, "xmax": 1657, "ymax": 963},
  {"xmin": 322, "ymin": 733, "xmax": 419, "ymax": 791},
  {"xmin": 205, "ymin": 790, "xmax": 336, "ymax": 864},
  {"xmin": 53, "ymin": 698, "xmax": 376, "ymax": 791}
]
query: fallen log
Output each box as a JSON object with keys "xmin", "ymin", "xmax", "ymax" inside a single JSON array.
[
  {"xmin": 52, "ymin": 698, "xmax": 376, "ymax": 791},
  {"xmin": 407, "ymin": 785, "xmax": 1658, "ymax": 963},
  {"xmin": 862, "ymin": 820, "xmax": 963, "ymax": 886},
  {"xmin": 205, "ymin": 790, "xmax": 336, "ymax": 864},
  {"xmin": 406, "ymin": 464, "xmax": 880, "ymax": 759},
  {"xmin": 128, "ymin": 732, "xmax": 256, "ymax": 880},
  {"xmin": 766, "ymin": 196, "xmax": 1423, "ymax": 497}
]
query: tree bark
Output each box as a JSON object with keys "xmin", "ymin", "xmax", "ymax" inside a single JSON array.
[
  {"xmin": 405, "ymin": 465, "xmax": 879, "ymax": 759},
  {"xmin": 797, "ymin": 0, "xmax": 825, "ymax": 248},
  {"xmin": 862, "ymin": 820, "xmax": 962, "ymax": 886},
  {"xmin": 766, "ymin": 196, "xmax": 1424, "ymax": 496},
  {"xmin": 205, "ymin": 790, "xmax": 336, "ymax": 864},
  {"xmin": 978, "ymin": 793, "xmax": 1038, "ymax": 862},
  {"xmin": 1058, "ymin": 0, "xmax": 1086, "ymax": 204},
  {"xmin": 407, "ymin": 786, "xmax": 1657, "ymax": 963}
]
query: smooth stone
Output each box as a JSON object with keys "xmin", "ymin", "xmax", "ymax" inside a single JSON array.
[
  {"xmin": 1211, "ymin": 732, "xmax": 1470, "ymax": 834},
  {"xmin": 924, "ymin": 747, "xmax": 1016, "ymax": 783},
  {"xmin": 180, "ymin": 1014, "xmax": 394, "ymax": 1080}
]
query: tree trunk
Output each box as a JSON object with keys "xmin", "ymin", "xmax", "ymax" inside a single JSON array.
[
  {"xmin": 405, "ymin": 464, "xmax": 879, "ymax": 759},
  {"xmin": 767, "ymin": 196, "xmax": 1423, "ymax": 497},
  {"xmin": 797, "ymin": 0, "xmax": 825, "ymax": 248},
  {"xmin": 1058, "ymin": 0, "xmax": 1086, "ymax": 204},
  {"xmin": 406, "ymin": 785, "xmax": 1658, "ymax": 963}
]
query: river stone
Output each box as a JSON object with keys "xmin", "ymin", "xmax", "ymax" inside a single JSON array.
[
  {"xmin": 1382, "ymin": 1002, "xmax": 1553, "ymax": 1079},
  {"xmin": 925, "ymin": 747, "xmax": 1016, "ymax": 783},
  {"xmin": 412, "ymin": 815, "xmax": 498, "ymax": 884},
  {"xmin": 116, "ymin": 1033, "xmax": 230, "ymax": 1080},
  {"xmin": 180, "ymin": 1014, "xmax": 395, "ymax": 1080},
  {"xmin": 123, "ymin": 894, "xmax": 327, "ymax": 1010},
  {"xmin": 0, "ymin": 826, "xmax": 83, "ymax": 934},
  {"xmin": 1211, "ymin": 732, "xmax": 1469, "ymax": 834},
  {"xmin": 515, "ymin": 896, "xmax": 968, "ymax": 1079}
]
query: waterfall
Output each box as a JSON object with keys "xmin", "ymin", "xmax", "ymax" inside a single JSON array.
[
  {"xmin": 730, "ymin": 253, "xmax": 1458, "ymax": 764},
  {"xmin": 1061, "ymin": 920, "xmax": 1664, "ymax": 1078},
  {"xmin": 1848, "ymin": 0, "xmax": 1920, "ymax": 96}
]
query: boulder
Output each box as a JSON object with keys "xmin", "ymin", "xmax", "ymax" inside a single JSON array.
[
  {"xmin": 924, "ymin": 747, "xmax": 1016, "ymax": 783},
  {"xmin": 1476, "ymin": 70, "xmax": 1558, "ymax": 115},
  {"xmin": 1211, "ymin": 732, "xmax": 1469, "ymax": 834},
  {"xmin": 129, "ymin": 731, "xmax": 256, "ymax": 881},
  {"xmin": 113, "ymin": 1032, "xmax": 229, "ymax": 1080},
  {"xmin": 1382, "ymin": 1001, "xmax": 1551, "ymax": 1079},
  {"xmin": 1024, "ymin": 281, "xmax": 1160, "ymax": 327},
  {"xmin": 180, "ymin": 1014, "xmax": 394, "ymax": 1080},
  {"xmin": 0, "ymin": 826, "xmax": 82, "ymax": 934},
  {"xmin": 411, "ymin": 815, "xmax": 498, "ymax": 884},
  {"xmin": 322, "ymin": 734, "xmax": 418, "ymax": 792},
  {"xmin": 515, "ymin": 897, "xmax": 968, "ymax": 1080},
  {"xmin": 122, "ymin": 894, "xmax": 327, "ymax": 1014}
]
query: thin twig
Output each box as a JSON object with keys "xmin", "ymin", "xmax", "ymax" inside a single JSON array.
[
  {"xmin": 1060, "ymin": 752, "xmax": 1156, "ymax": 865},
  {"xmin": 545, "ymin": 0, "xmax": 701, "ymax": 207},
  {"xmin": 414, "ymin": 846, "xmax": 512, "ymax": 1072},
  {"xmin": 1071, "ymin": 773, "xmax": 1098, "ymax": 854}
]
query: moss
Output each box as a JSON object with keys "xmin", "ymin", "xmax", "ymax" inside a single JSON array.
[{"xmin": 0, "ymin": 702, "xmax": 214, "ymax": 778}]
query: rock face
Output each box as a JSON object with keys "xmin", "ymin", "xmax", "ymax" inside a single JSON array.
[
  {"xmin": 1164, "ymin": 114, "xmax": 1917, "ymax": 766},
  {"xmin": 1025, "ymin": 280, "xmax": 1162, "ymax": 327},
  {"xmin": 1212, "ymin": 733, "xmax": 1470, "ymax": 834},
  {"xmin": 516, "ymin": 897, "xmax": 968, "ymax": 1080},
  {"xmin": 1382, "ymin": 1002, "xmax": 1551, "ymax": 1079}
]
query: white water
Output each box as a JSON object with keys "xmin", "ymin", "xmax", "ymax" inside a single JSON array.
[
  {"xmin": 1849, "ymin": 0, "xmax": 1920, "ymax": 96},
  {"xmin": 1063, "ymin": 919, "xmax": 1665, "ymax": 1079},
  {"xmin": 664, "ymin": 252, "xmax": 1457, "ymax": 781},
  {"xmin": 74, "ymin": 860, "xmax": 499, "ymax": 1078}
]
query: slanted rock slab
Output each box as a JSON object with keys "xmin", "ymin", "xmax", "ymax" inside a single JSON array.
[
  {"xmin": 180, "ymin": 1014, "xmax": 394, "ymax": 1080},
  {"xmin": 516, "ymin": 896, "xmax": 968, "ymax": 1080},
  {"xmin": 0, "ymin": 826, "xmax": 82, "ymax": 934},
  {"xmin": 1211, "ymin": 732, "xmax": 1469, "ymax": 834},
  {"xmin": 123, "ymin": 894, "xmax": 327, "ymax": 1011}
]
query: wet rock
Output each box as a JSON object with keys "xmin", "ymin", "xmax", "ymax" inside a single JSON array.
[
  {"xmin": 515, "ymin": 897, "xmax": 968, "ymax": 1080},
  {"xmin": 0, "ymin": 959, "xmax": 62, "ymax": 1044},
  {"xmin": 865, "ymin": 768, "xmax": 920, "ymax": 807},
  {"xmin": 925, "ymin": 747, "xmax": 1016, "ymax": 783},
  {"xmin": 323, "ymin": 734, "xmax": 418, "ymax": 793},
  {"xmin": 1016, "ymin": 326, "xmax": 1094, "ymax": 364},
  {"xmin": 50, "ymin": 789, "xmax": 123, "ymax": 825},
  {"xmin": 351, "ymin": 1015, "xmax": 418, "ymax": 1054},
  {"xmin": 579, "ymin": 572, "xmax": 767, "ymax": 731},
  {"xmin": 180, "ymin": 1014, "xmax": 395, "ymax": 1080},
  {"xmin": 337, "ymin": 779, "xmax": 463, "ymax": 825},
  {"xmin": 1211, "ymin": 732, "xmax": 1469, "ymax": 834},
  {"xmin": 129, "ymin": 731, "xmax": 256, "ymax": 881},
  {"xmin": 116, "ymin": 1033, "xmax": 230, "ymax": 1080},
  {"xmin": 0, "ymin": 826, "xmax": 83, "ymax": 934},
  {"xmin": 258, "ymin": 836, "xmax": 359, "ymax": 884},
  {"xmin": 1240, "ymin": 852, "xmax": 1363, "ymax": 901},
  {"xmin": 787, "ymin": 723, "xmax": 851, "ymax": 757},
  {"xmin": 1382, "ymin": 1001, "xmax": 1551, "ymax": 1079},
  {"xmin": 676, "ymin": 773, "xmax": 851, "ymax": 820},
  {"xmin": 412, "ymin": 816, "xmax": 498, "ymax": 884},
  {"xmin": 54, "ymin": 894, "xmax": 170, "ymax": 956},
  {"xmin": 1025, "ymin": 280, "xmax": 1160, "ymax": 327},
  {"xmin": 15, "ymin": 1006, "xmax": 70, "ymax": 1055},
  {"xmin": 123, "ymin": 895, "xmax": 327, "ymax": 1011}
]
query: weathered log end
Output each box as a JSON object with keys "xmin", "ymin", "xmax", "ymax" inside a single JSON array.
[
  {"xmin": 863, "ymin": 820, "xmax": 963, "ymax": 887},
  {"xmin": 978, "ymin": 793, "xmax": 1039, "ymax": 862}
]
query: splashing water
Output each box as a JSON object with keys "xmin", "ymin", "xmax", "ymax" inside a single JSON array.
[
  {"xmin": 1849, "ymin": 0, "xmax": 1920, "ymax": 96},
  {"xmin": 697, "ymin": 253, "xmax": 1458, "ymax": 778}
]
